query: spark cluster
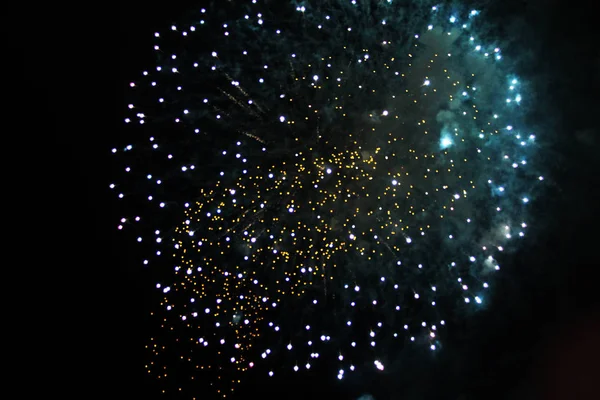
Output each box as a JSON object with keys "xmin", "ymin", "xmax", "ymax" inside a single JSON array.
[{"xmin": 112, "ymin": 1, "xmax": 545, "ymax": 397}]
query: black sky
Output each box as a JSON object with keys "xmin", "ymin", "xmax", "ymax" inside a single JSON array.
[{"xmin": 12, "ymin": 0, "xmax": 599, "ymax": 398}]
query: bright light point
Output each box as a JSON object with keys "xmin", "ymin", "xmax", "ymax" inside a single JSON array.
[
  {"xmin": 440, "ymin": 136, "xmax": 453, "ymax": 149},
  {"xmin": 523, "ymin": 197, "xmax": 529, "ymax": 203},
  {"xmin": 374, "ymin": 360, "xmax": 384, "ymax": 370},
  {"xmin": 424, "ymin": 79, "xmax": 431, "ymax": 86},
  {"xmin": 326, "ymin": 168, "xmax": 332, "ymax": 174},
  {"xmin": 280, "ymin": 116, "xmax": 286, "ymax": 122},
  {"xmin": 313, "ymin": 75, "xmax": 319, "ymax": 81},
  {"xmin": 406, "ymin": 237, "xmax": 412, "ymax": 243},
  {"xmin": 449, "ymin": 16, "xmax": 457, "ymax": 23},
  {"xmin": 428, "ymin": 25, "xmax": 433, "ymax": 30},
  {"xmin": 475, "ymin": 296, "xmax": 482, "ymax": 304},
  {"xmin": 392, "ymin": 179, "xmax": 398, "ymax": 185}
]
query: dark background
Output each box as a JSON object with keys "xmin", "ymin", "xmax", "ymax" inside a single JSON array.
[{"xmin": 10, "ymin": 0, "xmax": 598, "ymax": 398}]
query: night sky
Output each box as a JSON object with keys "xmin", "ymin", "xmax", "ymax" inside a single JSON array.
[{"xmin": 17, "ymin": 0, "xmax": 599, "ymax": 398}]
